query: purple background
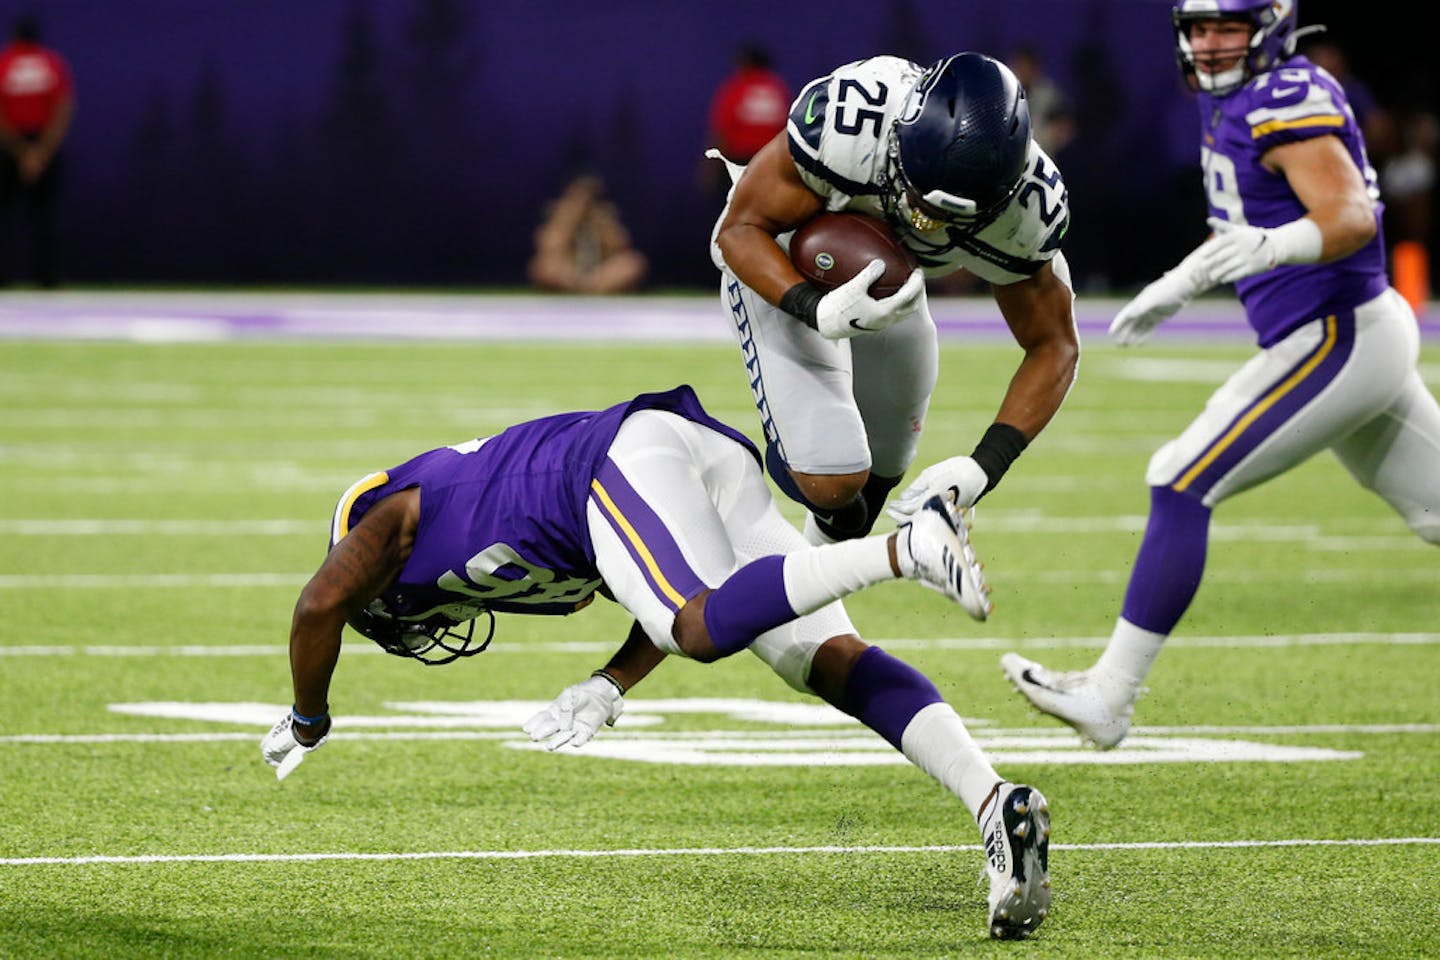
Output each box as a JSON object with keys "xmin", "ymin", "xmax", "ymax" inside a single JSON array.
[{"xmin": 0, "ymin": 0, "xmax": 1422, "ymax": 291}]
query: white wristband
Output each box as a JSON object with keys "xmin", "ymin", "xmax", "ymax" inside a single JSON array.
[{"xmin": 1269, "ymin": 217, "xmax": 1324, "ymax": 265}]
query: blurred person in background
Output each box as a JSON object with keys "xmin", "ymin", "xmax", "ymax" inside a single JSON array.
[
  {"xmin": 528, "ymin": 174, "xmax": 648, "ymax": 294},
  {"xmin": 1003, "ymin": 0, "xmax": 1440, "ymax": 748},
  {"xmin": 0, "ymin": 11, "xmax": 73, "ymax": 288},
  {"xmin": 709, "ymin": 52, "xmax": 1077, "ymax": 547},
  {"xmin": 1008, "ymin": 46, "xmax": 1074, "ymax": 159},
  {"xmin": 1378, "ymin": 109, "xmax": 1435, "ymax": 310},
  {"xmin": 699, "ymin": 42, "xmax": 790, "ymax": 209},
  {"xmin": 1302, "ymin": 38, "xmax": 1384, "ymax": 146}
]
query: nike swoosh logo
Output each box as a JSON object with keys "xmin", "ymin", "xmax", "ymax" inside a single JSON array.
[
  {"xmin": 847, "ymin": 318, "xmax": 869, "ymax": 331},
  {"xmin": 1272, "ymin": 84, "xmax": 1300, "ymax": 97},
  {"xmin": 1020, "ymin": 668, "xmax": 1056, "ymax": 692},
  {"xmin": 805, "ymin": 92, "xmax": 822, "ymax": 124}
]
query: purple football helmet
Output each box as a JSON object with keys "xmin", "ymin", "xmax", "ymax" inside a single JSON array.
[{"xmin": 1172, "ymin": 0, "xmax": 1300, "ymax": 96}]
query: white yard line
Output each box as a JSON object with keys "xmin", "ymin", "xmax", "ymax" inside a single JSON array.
[
  {"xmin": 0, "ymin": 519, "xmax": 310, "ymax": 535},
  {"xmin": 4, "ymin": 722, "xmax": 1437, "ymax": 746},
  {"xmin": 2, "ymin": 633, "xmax": 1438, "ymax": 657},
  {"xmin": 1, "ymin": 566, "xmax": 1434, "ymax": 588},
  {"xmin": 4, "ymin": 836, "xmax": 1436, "ymax": 867},
  {"xmin": 0, "ymin": 573, "xmax": 310, "ymax": 588}
]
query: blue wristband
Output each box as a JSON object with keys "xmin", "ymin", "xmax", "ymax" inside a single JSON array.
[{"xmin": 291, "ymin": 705, "xmax": 329, "ymax": 726}]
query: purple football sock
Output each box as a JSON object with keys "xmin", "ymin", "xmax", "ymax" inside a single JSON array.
[
  {"xmin": 701, "ymin": 555, "xmax": 796, "ymax": 657},
  {"xmin": 841, "ymin": 646, "xmax": 944, "ymax": 750},
  {"xmin": 1120, "ymin": 486, "xmax": 1212, "ymax": 634}
]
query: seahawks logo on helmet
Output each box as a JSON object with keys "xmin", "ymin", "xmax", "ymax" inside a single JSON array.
[{"xmin": 890, "ymin": 52, "xmax": 1031, "ymax": 235}]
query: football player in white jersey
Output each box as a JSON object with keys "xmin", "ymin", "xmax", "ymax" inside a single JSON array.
[
  {"xmin": 1002, "ymin": 0, "xmax": 1440, "ymax": 749},
  {"xmin": 711, "ymin": 52, "xmax": 1078, "ymax": 544}
]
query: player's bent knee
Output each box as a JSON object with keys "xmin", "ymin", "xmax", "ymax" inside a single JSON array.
[
  {"xmin": 793, "ymin": 470, "xmax": 868, "ymax": 511},
  {"xmin": 673, "ymin": 594, "xmax": 725, "ymax": 663}
]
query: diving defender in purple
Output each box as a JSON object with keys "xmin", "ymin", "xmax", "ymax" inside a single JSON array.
[
  {"xmin": 267, "ymin": 385, "xmax": 1046, "ymax": 937},
  {"xmin": 1002, "ymin": 0, "xmax": 1440, "ymax": 750}
]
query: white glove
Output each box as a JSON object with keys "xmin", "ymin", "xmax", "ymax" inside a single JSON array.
[
  {"xmin": 261, "ymin": 711, "xmax": 328, "ymax": 774},
  {"xmin": 887, "ymin": 455, "xmax": 989, "ymax": 521},
  {"xmin": 815, "ymin": 261, "xmax": 925, "ymax": 341},
  {"xmin": 1109, "ymin": 244, "xmax": 1215, "ymax": 346},
  {"xmin": 523, "ymin": 674, "xmax": 624, "ymax": 750},
  {"xmin": 1198, "ymin": 216, "xmax": 1323, "ymax": 285}
]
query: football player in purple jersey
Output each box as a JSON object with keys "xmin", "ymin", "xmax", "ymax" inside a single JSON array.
[
  {"xmin": 1003, "ymin": 0, "xmax": 1440, "ymax": 748},
  {"xmin": 260, "ymin": 385, "xmax": 1051, "ymax": 939}
]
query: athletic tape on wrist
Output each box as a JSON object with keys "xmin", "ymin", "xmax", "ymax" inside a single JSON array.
[
  {"xmin": 970, "ymin": 422, "xmax": 1029, "ymax": 493},
  {"xmin": 779, "ymin": 282, "xmax": 822, "ymax": 329}
]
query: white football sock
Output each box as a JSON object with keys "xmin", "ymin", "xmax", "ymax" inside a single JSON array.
[
  {"xmin": 899, "ymin": 701, "xmax": 1000, "ymax": 823},
  {"xmin": 1093, "ymin": 618, "xmax": 1166, "ymax": 709},
  {"xmin": 781, "ymin": 535, "xmax": 895, "ymax": 612},
  {"xmin": 802, "ymin": 511, "xmax": 839, "ymax": 546}
]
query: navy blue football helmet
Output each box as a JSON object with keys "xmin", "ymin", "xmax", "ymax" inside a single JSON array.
[
  {"xmin": 890, "ymin": 52, "xmax": 1032, "ymax": 233},
  {"xmin": 1172, "ymin": 0, "xmax": 1302, "ymax": 96},
  {"xmin": 347, "ymin": 600, "xmax": 494, "ymax": 666}
]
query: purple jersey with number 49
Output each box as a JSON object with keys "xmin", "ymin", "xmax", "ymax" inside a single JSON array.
[
  {"xmin": 329, "ymin": 385, "xmax": 757, "ymax": 623},
  {"xmin": 1197, "ymin": 55, "xmax": 1388, "ymax": 346}
]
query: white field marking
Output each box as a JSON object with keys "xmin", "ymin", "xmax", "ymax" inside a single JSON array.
[
  {"xmin": 0, "ymin": 519, "xmax": 310, "ymax": 536},
  {"xmin": 6, "ymin": 722, "xmax": 1436, "ymax": 747},
  {"xmin": 503, "ymin": 735, "xmax": 1361, "ymax": 766},
  {"xmin": 32, "ymin": 700, "xmax": 1428, "ymax": 765},
  {"xmin": 4, "ymin": 836, "xmax": 1437, "ymax": 868},
  {"xmin": 0, "ymin": 510, "xmax": 1420, "ymax": 547},
  {"xmin": 0, "ymin": 573, "xmax": 309, "ymax": 589},
  {"xmin": 3, "ymin": 633, "xmax": 1438, "ymax": 659},
  {"xmin": 2, "ymin": 566, "xmax": 1434, "ymax": 589},
  {"xmin": 11, "ymin": 728, "xmax": 1440, "ymax": 748},
  {"xmin": 1026, "ymin": 567, "xmax": 1438, "ymax": 585},
  {"xmin": 1113, "ymin": 358, "xmax": 1247, "ymax": 383}
]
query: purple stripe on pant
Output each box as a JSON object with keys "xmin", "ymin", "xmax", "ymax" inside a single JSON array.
[{"xmin": 590, "ymin": 457, "xmax": 706, "ymax": 613}]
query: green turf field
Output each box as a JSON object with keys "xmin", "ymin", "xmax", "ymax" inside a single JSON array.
[{"xmin": 2, "ymin": 334, "xmax": 1437, "ymax": 959}]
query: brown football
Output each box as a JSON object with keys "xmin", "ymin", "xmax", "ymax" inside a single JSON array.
[{"xmin": 790, "ymin": 212, "xmax": 918, "ymax": 297}]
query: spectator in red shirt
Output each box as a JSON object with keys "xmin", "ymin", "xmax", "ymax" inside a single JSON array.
[
  {"xmin": 0, "ymin": 13, "xmax": 74, "ymax": 287},
  {"xmin": 700, "ymin": 43, "xmax": 789, "ymax": 207}
]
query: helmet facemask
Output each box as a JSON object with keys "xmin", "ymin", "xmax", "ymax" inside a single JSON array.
[
  {"xmin": 1172, "ymin": 0, "xmax": 1299, "ymax": 97},
  {"xmin": 347, "ymin": 600, "xmax": 495, "ymax": 666},
  {"xmin": 889, "ymin": 130, "xmax": 1005, "ymax": 233}
]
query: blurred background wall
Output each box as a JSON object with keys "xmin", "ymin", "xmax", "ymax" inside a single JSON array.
[{"xmin": 0, "ymin": 0, "xmax": 1428, "ymax": 295}]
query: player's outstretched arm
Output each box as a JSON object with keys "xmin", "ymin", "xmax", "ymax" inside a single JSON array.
[
  {"xmin": 989, "ymin": 260, "xmax": 1080, "ymax": 442},
  {"xmin": 261, "ymin": 491, "xmax": 414, "ymax": 772},
  {"xmin": 714, "ymin": 133, "xmax": 825, "ymax": 305},
  {"xmin": 524, "ymin": 621, "xmax": 669, "ymax": 750},
  {"xmin": 894, "ymin": 262, "xmax": 1077, "ymax": 515}
]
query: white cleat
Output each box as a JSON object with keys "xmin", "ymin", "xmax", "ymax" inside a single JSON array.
[
  {"xmin": 1000, "ymin": 653, "xmax": 1133, "ymax": 749},
  {"xmin": 896, "ymin": 495, "xmax": 992, "ymax": 620},
  {"xmin": 980, "ymin": 782, "xmax": 1051, "ymax": 940}
]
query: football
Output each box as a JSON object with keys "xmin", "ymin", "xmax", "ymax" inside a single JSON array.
[{"xmin": 790, "ymin": 212, "xmax": 918, "ymax": 298}]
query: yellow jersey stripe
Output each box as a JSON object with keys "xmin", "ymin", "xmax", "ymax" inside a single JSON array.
[
  {"xmin": 590, "ymin": 478, "xmax": 687, "ymax": 608},
  {"xmin": 1174, "ymin": 316, "xmax": 1338, "ymax": 492},
  {"xmin": 1251, "ymin": 114, "xmax": 1345, "ymax": 139},
  {"xmin": 330, "ymin": 471, "xmax": 390, "ymax": 544}
]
